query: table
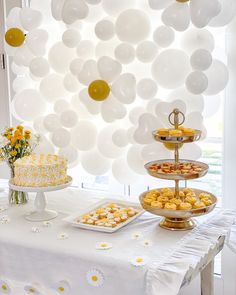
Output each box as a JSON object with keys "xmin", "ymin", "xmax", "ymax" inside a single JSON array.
[{"xmin": 0, "ymin": 187, "xmax": 234, "ymax": 295}]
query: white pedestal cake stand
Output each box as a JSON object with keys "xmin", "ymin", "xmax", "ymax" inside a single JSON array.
[{"xmin": 9, "ymin": 176, "xmax": 72, "ymax": 222}]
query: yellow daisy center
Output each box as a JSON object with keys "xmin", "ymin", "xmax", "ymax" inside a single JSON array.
[
  {"xmin": 58, "ymin": 287, "xmax": 65, "ymax": 292},
  {"xmin": 92, "ymin": 275, "xmax": 98, "ymax": 282},
  {"xmin": 101, "ymin": 243, "xmax": 107, "ymax": 247},
  {"xmin": 2, "ymin": 285, "xmax": 7, "ymax": 290},
  {"xmin": 29, "ymin": 288, "xmax": 35, "ymax": 293},
  {"xmin": 136, "ymin": 258, "xmax": 143, "ymax": 263}
]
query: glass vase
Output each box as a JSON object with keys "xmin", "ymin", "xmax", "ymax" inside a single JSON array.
[{"xmin": 8, "ymin": 164, "xmax": 28, "ymax": 205}]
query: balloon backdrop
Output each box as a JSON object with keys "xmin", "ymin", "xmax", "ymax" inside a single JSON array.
[{"xmin": 5, "ymin": 0, "xmax": 232, "ymax": 184}]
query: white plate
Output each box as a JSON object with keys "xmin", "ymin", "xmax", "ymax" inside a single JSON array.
[{"xmin": 63, "ymin": 198, "xmax": 144, "ymax": 233}]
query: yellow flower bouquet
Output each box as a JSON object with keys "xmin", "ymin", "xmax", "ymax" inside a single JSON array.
[{"xmin": 0, "ymin": 126, "xmax": 40, "ymax": 204}]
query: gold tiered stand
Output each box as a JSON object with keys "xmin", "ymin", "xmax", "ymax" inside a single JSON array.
[{"xmin": 139, "ymin": 108, "xmax": 217, "ymax": 231}]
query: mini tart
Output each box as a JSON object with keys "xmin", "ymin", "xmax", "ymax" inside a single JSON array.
[
  {"xmin": 193, "ymin": 201, "xmax": 206, "ymax": 209},
  {"xmin": 182, "ymin": 128, "xmax": 196, "ymax": 136},
  {"xmin": 145, "ymin": 191, "xmax": 158, "ymax": 199},
  {"xmin": 183, "ymin": 188, "xmax": 194, "ymax": 195},
  {"xmin": 179, "ymin": 202, "xmax": 192, "ymax": 210},
  {"xmin": 143, "ymin": 198, "xmax": 154, "ymax": 206},
  {"xmin": 184, "ymin": 196, "xmax": 197, "ymax": 205},
  {"xmin": 157, "ymin": 196, "xmax": 169, "ymax": 203},
  {"xmin": 164, "ymin": 202, "xmax": 177, "ymax": 210},
  {"xmin": 157, "ymin": 128, "xmax": 169, "ymax": 136},
  {"xmin": 150, "ymin": 201, "xmax": 163, "ymax": 208},
  {"xmin": 169, "ymin": 198, "xmax": 182, "ymax": 206},
  {"xmin": 169, "ymin": 129, "xmax": 183, "ymax": 137},
  {"xmin": 162, "ymin": 191, "xmax": 174, "ymax": 199},
  {"xmin": 160, "ymin": 187, "xmax": 172, "ymax": 194},
  {"xmin": 199, "ymin": 193, "xmax": 212, "ymax": 200},
  {"xmin": 201, "ymin": 198, "xmax": 213, "ymax": 206}
]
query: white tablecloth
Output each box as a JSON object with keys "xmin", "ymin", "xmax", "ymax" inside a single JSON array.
[{"xmin": 0, "ymin": 188, "xmax": 235, "ymax": 295}]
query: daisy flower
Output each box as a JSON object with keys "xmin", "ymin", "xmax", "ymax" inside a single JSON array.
[
  {"xmin": 95, "ymin": 242, "xmax": 112, "ymax": 250},
  {"xmin": 130, "ymin": 256, "xmax": 148, "ymax": 267},
  {"xmin": 52, "ymin": 280, "xmax": 71, "ymax": 294},
  {"xmin": 0, "ymin": 280, "xmax": 11, "ymax": 294},
  {"xmin": 0, "ymin": 206, "xmax": 7, "ymax": 213},
  {"xmin": 31, "ymin": 227, "xmax": 41, "ymax": 233},
  {"xmin": 57, "ymin": 233, "xmax": 69, "ymax": 240},
  {"xmin": 24, "ymin": 285, "xmax": 40, "ymax": 294},
  {"xmin": 86, "ymin": 269, "xmax": 104, "ymax": 287},
  {"xmin": 141, "ymin": 240, "xmax": 153, "ymax": 247},
  {"xmin": 42, "ymin": 221, "xmax": 52, "ymax": 227},
  {"xmin": 131, "ymin": 232, "xmax": 143, "ymax": 240},
  {"xmin": 0, "ymin": 215, "xmax": 10, "ymax": 224}
]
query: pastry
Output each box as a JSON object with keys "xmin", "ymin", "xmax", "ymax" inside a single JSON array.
[
  {"xmin": 157, "ymin": 128, "xmax": 169, "ymax": 136},
  {"xmin": 151, "ymin": 201, "xmax": 163, "ymax": 208},
  {"xmin": 169, "ymin": 198, "xmax": 182, "ymax": 207},
  {"xmin": 185, "ymin": 196, "xmax": 197, "ymax": 205},
  {"xmin": 179, "ymin": 202, "xmax": 192, "ymax": 210},
  {"xmin": 164, "ymin": 203, "xmax": 177, "ymax": 210},
  {"xmin": 157, "ymin": 196, "xmax": 169, "ymax": 203},
  {"xmin": 201, "ymin": 198, "xmax": 213, "ymax": 206},
  {"xmin": 182, "ymin": 128, "xmax": 196, "ymax": 136},
  {"xmin": 169, "ymin": 129, "xmax": 183, "ymax": 137},
  {"xmin": 193, "ymin": 201, "xmax": 205, "ymax": 209}
]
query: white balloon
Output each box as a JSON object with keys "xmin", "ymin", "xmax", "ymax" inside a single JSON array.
[
  {"xmin": 152, "ymin": 49, "xmax": 190, "ymax": 89},
  {"xmin": 33, "ymin": 116, "xmax": 48, "ymax": 133},
  {"xmin": 102, "ymin": 0, "xmax": 136, "ymax": 16},
  {"xmin": 13, "ymin": 89, "xmax": 46, "ymax": 121},
  {"xmin": 115, "ymin": 9, "xmax": 151, "ymax": 44},
  {"xmin": 112, "ymin": 73, "xmax": 136, "ymax": 104},
  {"xmin": 49, "ymin": 42, "xmax": 76, "ymax": 74},
  {"xmin": 71, "ymin": 94, "xmax": 93, "ymax": 119},
  {"xmin": 11, "ymin": 62, "xmax": 28, "ymax": 75},
  {"xmin": 127, "ymin": 145, "xmax": 146, "ymax": 175},
  {"xmin": 81, "ymin": 149, "xmax": 111, "ymax": 175},
  {"xmin": 79, "ymin": 88, "xmax": 101, "ymax": 115},
  {"xmin": 97, "ymin": 56, "xmax": 122, "ymax": 82},
  {"xmin": 146, "ymin": 99, "xmax": 162, "ymax": 114},
  {"xmin": 69, "ymin": 58, "xmax": 84, "ymax": 76},
  {"xmin": 153, "ymin": 25, "xmax": 175, "ymax": 48},
  {"xmin": 137, "ymin": 78, "xmax": 158, "ymax": 100},
  {"xmin": 20, "ymin": 7, "xmax": 42, "ymax": 31},
  {"xmin": 148, "ymin": 0, "xmax": 173, "ymax": 10},
  {"xmin": 168, "ymin": 88, "xmax": 204, "ymax": 113},
  {"xmin": 190, "ymin": 0, "xmax": 221, "ymax": 28},
  {"xmin": 59, "ymin": 146, "xmax": 78, "ymax": 165},
  {"xmin": 95, "ymin": 40, "xmax": 116, "ymax": 58},
  {"xmin": 209, "ymin": 0, "xmax": 236, "ymax": 27},
  {"xmin": 112, "ymin": 158, "xmax": 138, "ymax": 184},
  {"xmin": 34, "ymin": 135, "xmax": 55, "ymax": 154},
  {"xmin": 62, "ymin": 29, "xmax": 81, "ymax": 48},
  {"xmin": 40, "ymin": 73, "xmax": 68, "ymax": 102},
  {"xmin": 127, "ymin": 126, "xmax": 136, "ymax": 144},
  {"xmin": 12, "ymin": 76, "xmax": 35, "ymax": 92},
  {"xmin": 54, "ymin": 99, "xmax": 70, "ymax": 114},
  {"xmin": 129, "ymin": 106, "xmax": 146, "ymax": 124},
  {"xmin": 76, "ymin": 40, "xmax": 95, "ymax": 58},
  {"xmin": 204, "ymin": 60, "xmax": 229, "ymax": 95},
  {"xmin": 51, "ymin": 0, "xmax": 66, "ymax": 20},
  {"xmin": 60, "ymin": 109, "xmax": 78, "ymax": 128},
  {"xmin": 185, "ymin": 112, "xmax": 203, "ymax": 129},
  {"xmin": 63, "ymin": 73, "xmax": 80, "ymax": 92},
  {"xmin": 134, "ymin": 113, "xmax": 164, "ymax": 144},
  {"xmin": 136, "ymin": 41, "xmax": 158, "ymax": 63},
  {"xmin": 51, "ymin": 128, "xmax": 71, "ymax": 148},
  {"xmin": 43, "ymin": 114, "xmax": 62, "ymax": 132},
  {"xmin": 95, "ymin": 19, "xmax": 115, "ymax": 41},
  {"xmin": 141, "ymin": 143, "xmax": 171, "ymax": 162},
  {"xmin": 112, "ymin": 129, "xmax": 129, "ymax": 147},
  {"xmin": 101, "ymin": 95, "xmax": 127, "ymax": 122},
  {"xmin": 155, "ymin": 100, "xmax": 187, "ymax": 125},
  {"xmin": 30, "ymin": 0, "xmax": 52, "ymax": 23},
  {"xmin": 181, "ymin": 28, "xmax": 215, "ymax": 53},
  {"xmin": 26, "ymin": 29, "xmax": 48, "ymax": 56},
  {"xmin": 29, "ymin": 57, "xmax": 50, "ymax": 78},
  {"xmin": 71, "ymin": 121, "xmax": 97, "ymax": 151},
  {"xmin": 62, "ymin": 0, "xmax": 89, "ymax": 24},
  {"xmin": 85, "ymin": 0, "xmax": 101, "ymax": 4},
  {"xmin": 97, "ymin": 126, "xmax": 123, "ymax": 158},
  {"xmin": 190, "ymin": 49, "xmax": 212, "ymax": 71},
  {"xmin": 180, "ymin": 143, "xmax": 202, "ymax": 160},
  {"xmin": 114, "ymin": 43, "xmax": 135, "ymax": 64},
  {"xmin": 185, "ymin": 71, "xmax": 208, "ymax": 95},
  {"xmin": 77, "ymin": 59, "xmax": 99, "ymax": 85},
  {"xmin": 162, "ymin": 3, "xmax": 190, "ymax": 31},
  {"xmin": 13, "ymin": 45, "xmax": 34, "ymax": 67},
  {"xmin": 6, "ymin": 7, "xmax": 24, "ymax": 30}
]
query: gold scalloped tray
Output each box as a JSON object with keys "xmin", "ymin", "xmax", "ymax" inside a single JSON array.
[
  {"xmin": 139, "ymin": 188, "xmax": 217, "ymax": 219},
  {"xmin": 152, "ymin": 129, "xmax": 201, "ymax": 143},
  {"xmin": 145, "ymin": 159, "xmax": 209, "ymax": 181}
]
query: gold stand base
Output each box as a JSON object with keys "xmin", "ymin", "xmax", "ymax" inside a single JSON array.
[{"xmin": 159, "ymin": 217, "xmax": 196, "ymax": 231}]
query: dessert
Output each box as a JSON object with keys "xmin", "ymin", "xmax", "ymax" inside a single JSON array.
[
  {"xmin": 13, "ymin": 154, "xmax": 68, "ymax": 187},
  {"xmin": 78, "ymin": 203, "xmax": 140, "ymax": 228},
  {"xmin": 156, "ymin": 126, "xmax": 198, "ymax": 138},
  {"xmin": 143, "ymin": 188, "xmax": 215, "ymax": 211}
]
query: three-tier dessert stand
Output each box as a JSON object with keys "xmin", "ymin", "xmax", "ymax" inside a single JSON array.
[{"xmin": 139, "ymin": 108, "xmax": 217, "ymax": 231}]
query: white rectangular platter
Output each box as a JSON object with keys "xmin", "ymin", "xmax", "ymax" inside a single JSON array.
[{"xmin": 63, "ymin": 198, "xmax": 144, "ymax": 233}]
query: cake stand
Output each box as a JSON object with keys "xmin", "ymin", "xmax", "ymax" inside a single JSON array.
[
  {"xmin": 9, "ymin": 176, "xmax": 72, "ymax": 222},
  {"xmin": 139, "ymin": 108, "xmax": 217, "ymax": 231}
]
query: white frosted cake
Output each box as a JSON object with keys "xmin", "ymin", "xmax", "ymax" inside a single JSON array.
[{"xmin": 13, "ymin": 154, "xmax": 68, "ymax": 187}]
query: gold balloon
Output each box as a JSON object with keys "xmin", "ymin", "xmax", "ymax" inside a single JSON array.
[
  {"xmin": 88, "ymin": 80, "xmax": 110, "ymax": 101},
  {"xmin": 5, "ymin": 28, "xmax": 25, "ymax": 47},
  {"xmin": 163, "ymin": 142, "xmax": 183, "ymax": 150}
]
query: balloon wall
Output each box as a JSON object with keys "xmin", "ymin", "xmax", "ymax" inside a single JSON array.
[{"xmin": 5, "ymin": 0, "xmax": 234, "ymax": 184}]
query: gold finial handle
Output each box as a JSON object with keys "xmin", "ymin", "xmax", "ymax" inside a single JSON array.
[{"xmin": 168, "ymin": 108, "xmax": 185, "ymax": 129}]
